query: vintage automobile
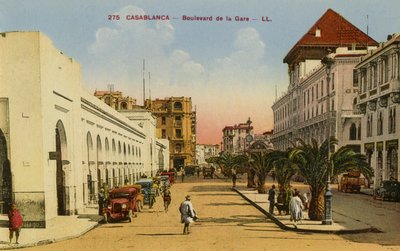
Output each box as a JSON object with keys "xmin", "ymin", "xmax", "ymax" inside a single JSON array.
[
  {"xmin": 135, "ymin": 178, "xmax": 157, "ymax": 208},
  {"xmin": 203, "ymin": 167, "xmax": 214, "ymax": 179},
  {"xmin": 338, "ymin": 171, "xmax": 367, "ymax": 193},
  {"xmin": 104, "ymin": 186, "xmax": 138, "ymax": 223},
  {"xmin": 160, "ymin": 171, "xmax": 175, "ymax": 184},
  {"xmin": 373, "ymin": 180, "xmax": 400, "ymax": 201},
  {"xmin": 184, "ymin": 165, "xmax": 198, "ymax": 176},
  {"xmin": 123, "ymin": 184, "xmax": 144, "ymax": 212}
]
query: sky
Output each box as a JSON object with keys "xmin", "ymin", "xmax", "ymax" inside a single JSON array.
[{"xmin": 1, "ymin": 0, "xmax": 399, "ymax": 144}]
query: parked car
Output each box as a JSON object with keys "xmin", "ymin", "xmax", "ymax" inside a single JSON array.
[
  {"xmin": 203, "ymin": 167, "xmax": 213, "ymax": 179},
  {"xmin": 135, "ymin": 179, "xmax": 156, "ymax": 208},
  {"xmin": 185, "ymin": 165, "xmax": 198, "ymax": 176},
  {"xmin": 160, "ymin": 171, "xmax": 175, "ymax": 184},
  {"xmin": 104, "ymin": 186, "xmax": 138, "ymax": 223},
  {"xmin": 373, "ymin": 180, "xmax": 400, "ymax": 201},
  {"xmin": 123, "ymin": 184, "xmax": 144, "ymax": 212}
]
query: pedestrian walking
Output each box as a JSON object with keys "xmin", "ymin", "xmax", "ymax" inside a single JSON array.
[
  {"xmin": 268, "ymin": 185, "xmax": 276, "ymax": 214},
  {"xmin": 181, "ymin": 168, "xmax": 185, "ymax": 182},
  {"xmin": 163, "ymin": 188, "xmax": 172, "ymax": 212},
  {"xmin": 231, "ymin": 168, "xmax": 237, "ymax": 187},
  {"xmin": 8, "ymin": 203, "xmax": 23, "ymax": 244},
  {"xmin": 98, "ymin": 188, "xmax": 105, "ymax": 216},
  {"xmin": 179, "ymin": 195, "xmax": 197, "ymax": 235},
  {"xmin": 289, "ymin": 190, "xmax": 304, "ymax": 228}
]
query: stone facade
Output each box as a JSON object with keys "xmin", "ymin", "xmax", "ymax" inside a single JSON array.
[
  {"xmin": 222, "ymin": 118, "xmax": 254, "ymax": 154},
  {"xmin": 355, "ymin": 33, "xmax": 400, "ymax": 186},
  {"xmin": 271, "ymin": 9, "xmax": 378, "ymax": 152},
  {"xmin": 0, "ymin": 31, "xmax": 168, "ymax": 227},
  {"xmin": 145, "ymin": 97, "xmax": 196, "ymax": 170},
  {"xmin": 196, "ymin": 144, "xmax": 220, "ymax": 166}
]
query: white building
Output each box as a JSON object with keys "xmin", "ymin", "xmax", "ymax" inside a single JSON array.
[
  {"xmin": 355, "ymin": 33, "xmax": 400, "ymax": 186},
  {"xmin": 0, "ymin": 31, "xmax": 169, "ymax": 227},
  {"xmin": 271, "ymin": 9, "xmax": 378, "ymax": 152},
  {"xmin": 222, "ymin": 118, "xmax": 254, "ymax": 154},
  {"xmin": 196, "ymin": 144, "xmax": 220, "ymax": 166}
]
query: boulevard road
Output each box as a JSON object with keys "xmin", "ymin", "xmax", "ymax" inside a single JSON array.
[{"xmin": 24, "ymin": 175, "xmax": 399, "ymax": 251}]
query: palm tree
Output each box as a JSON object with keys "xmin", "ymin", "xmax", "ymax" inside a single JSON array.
[
  {"xmin": 266, "ymin": 149, "xmax": 296, "ymax": 192},
  {"xmin": 247, "ymin": 151, "xmax": 275, "ymax": 193},
  {"xmin": 213, "ymin": 152, "xmax": 248, "ymax": 178},
  {"xmin": 289, "ymin": 137, "xmax": 373, "ymax": 221}
]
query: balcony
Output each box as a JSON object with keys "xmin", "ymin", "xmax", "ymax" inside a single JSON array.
[{"xmin": 341, "ymin": 109, "xmax": 363, "ymax": 118}]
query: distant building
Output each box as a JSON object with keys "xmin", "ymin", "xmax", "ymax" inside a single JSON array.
[
  {"xmin": 145, "ymin": 97, "xmax": 196, "ymax": 170},
  {"xmin": 222, "ymin": 118, "xmax": 254, "ymax": 154},
  {"xmin": 271, "ymin": 9, "xmax": 378, "ymax": 152},
  {"xmin": 196, "ymin": 144, "xmax": 220, "ymax": 166},
  {"xmin": 94, "ymin": 90, "xmax": 137, "ymax": 110},
  {"xmin": 355, "ymin": 33, "xmax": 400, "ymax": 186}
]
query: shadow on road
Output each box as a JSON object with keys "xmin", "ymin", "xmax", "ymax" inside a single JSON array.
[
  {"xmin": 207, "ymin": 202, "xmax": 249, "ymax": 206},
  {"xmin": 198, "ymin": 214, "xmax": 268, "ymax": 226},
  {"xmin": 190, "ymin": 185, "xmax": 230, "ymax": 192},
  {"xmin": 136, "ymin": 233, "xmax": 182, "ymax": 236}
]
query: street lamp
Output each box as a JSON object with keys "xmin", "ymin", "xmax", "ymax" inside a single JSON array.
[{"xmin": 321, "ymin": 50, "xmax": 335, "ymax": 225}]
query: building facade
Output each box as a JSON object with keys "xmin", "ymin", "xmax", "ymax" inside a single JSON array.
[
  {"xmin": 271, "ymin": 9, "xmax": 378, "ymax": 152},
  {"xmin": 196, "ymin": 144, "xmax": 220, "ymax": 166},
  {"xmin": 355, "ymin": 33, "xmax": 400, "ymax": 186},
  {"xmin": 0, "ymin": 31, "xmax": 168, "ymax": 227},
  {"xmin": 222, "ymin": 118, "xmax": 254, "ymax": 154},
  {"xmin": 145, "ymin": 97, "xmax": 196, "ymax": 170}
]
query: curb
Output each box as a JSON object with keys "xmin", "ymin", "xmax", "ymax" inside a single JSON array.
[
  {"xmin": 0, "ymin": 220, "xmax": 100, "ymax": 250},
  {"xmin": 233, "ymin": 188, "xmax": 380, "ymax": 234}
]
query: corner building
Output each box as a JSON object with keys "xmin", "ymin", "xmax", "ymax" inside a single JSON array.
[
  {"xmin": 145, "ymin": 97, "xmax": 196, "ymax": 170},
  {"xmin": 271, "ymin": 9, "xmax": 378, "ymax": 152},
  {"xmin": 0, "ymin": 31, "xmax": 168, "ymax": 227},
  {"xmin": 355, "ymin": 33, "xmax": 400, "ymax": 186}
]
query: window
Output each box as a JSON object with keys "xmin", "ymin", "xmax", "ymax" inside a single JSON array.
[
  {"xmin": 321, "ymin": 80, "xmax": 324, "ymax": 96},
  {"xmin": 377, "ymin": 111, "xmax": 383, "ymax": 135},
  {"xmin": 331, "ymin": 73, "xmax": 335, "ymax": 90},
  {"xmin": 120, "ymin": 102, "xmax": 127, "ymax": 110},
  {"xmin": 176, "ymin": 129, "xmax": 182, "ymax": 138},
  {"xmin": 161, "ymin": 117, "xmax": 166, "ymax": 125},
  {"xmin": 316, "ymin": 84, "xmax": 319, "ymax": 99},
  {"xmin": 357, "ymin": 123, "xmax": 361, "ymax": 140},
  {"xmin": 174, "ymin": 102, "xmax": 182, "ymax": 110},
  {"xmin": 353, "ymin": 69, "xmax": 359, "ymax": 87},
  {"xmin": 175, "ymin": 143, "xmax": 182, "ymax": 153},
  {"xmin": 349, "ymin": 123, "xmax": 357, "ymax": 140},
  {"xmin": 162, "ymin": 129, "xmax": 166, "ymax": 139}
]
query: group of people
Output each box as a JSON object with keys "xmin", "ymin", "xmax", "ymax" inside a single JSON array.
[{"xmin": 268, "ymin": 185, "xmax": 309, "ymax": 228}]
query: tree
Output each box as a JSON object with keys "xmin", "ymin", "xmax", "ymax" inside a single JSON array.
[
  {"xmin": 266, "ymin": 149, "xmax": 296, "ymax": 192},
  {"xmin": 212, "ymin": 152, "xmax": 247, "ymax": 178},
  {"xmin": 247, "ymin": 151, "xmax": 275, "ymax": 193},
  {"xmin": 289, "ymin": 137, "xmax": 373, "ymax": 220}
]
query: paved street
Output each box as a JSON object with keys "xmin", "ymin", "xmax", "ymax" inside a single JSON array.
[{"xmin": 22, "ymin": 175, "xmax": 400, "ymax": 251}]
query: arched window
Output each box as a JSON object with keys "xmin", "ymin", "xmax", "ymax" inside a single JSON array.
[
  {"xmin": 121, "ymin": 102, "xmax": 127, "ymax": 110},
  {"xmin": 105, "ymin": 96, "xmax": 111, "ymax": 106},
  {"xmin": 174, "ymin": 102, "xmax": 182, "ymax": 110},
  {"xmin": 357, "ymin": 123, "xmax": 361, "ymax": 140}
]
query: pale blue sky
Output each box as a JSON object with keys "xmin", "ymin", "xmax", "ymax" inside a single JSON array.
[{"xmin": 1, "ymin": 0, "xmax": 399, "ymax": 143}]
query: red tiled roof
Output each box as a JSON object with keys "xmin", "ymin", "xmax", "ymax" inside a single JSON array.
[{"xmin": 284, "ymin": 9, "xmax": 378, "ymax": 63}]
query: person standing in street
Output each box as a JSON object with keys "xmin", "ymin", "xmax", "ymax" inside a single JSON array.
[
  {"xmin": 8, "ymin": 203, "xmax": 23, "ymax": 244},
  {"xmin": 179, "ymin": 195, "xmax": 197, "ymax": 235},
  {"xmin": 163, "ymin": 188, "xmax": 172, "ymax": 212},
  {"xmin": 268, "ymin": 184, "xmax": 276, "ymax": 214},
  {"xmin": 181, "ymin": 168, "xmax": 185, "ymax": 182},
  {"xmin": 98, "ymin": 188, "xmax": 105, "ymax": 216},
  {"xmin": 289, "ymin": 190, "xmax": 304, "ymax": 228},
  {"xmin": 231, "ymin": 168, "xmax": 237, "ymax": 187}
]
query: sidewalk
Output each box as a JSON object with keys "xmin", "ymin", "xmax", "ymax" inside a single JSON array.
[
  {"xmin": 234, "ymin": 187, "xmax": 380, "ymax": 234},
  {"xmin": 0, "ymin": 208, "xmax": 101, "ymax": 250}
]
